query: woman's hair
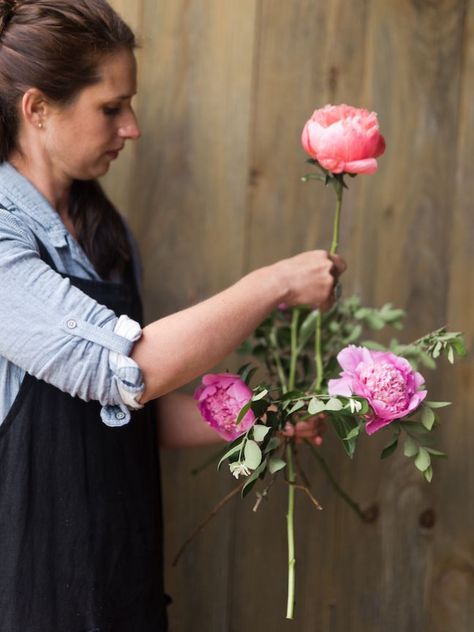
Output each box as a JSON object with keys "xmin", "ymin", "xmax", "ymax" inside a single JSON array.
[{"xmin": 0, "ymin": 0, "xmax": 136, "ymax": 279}]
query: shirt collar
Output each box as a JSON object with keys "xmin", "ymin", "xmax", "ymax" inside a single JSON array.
[{"xmin": 0, "ymin": 161, "xmax": 69, "ymax": 247}]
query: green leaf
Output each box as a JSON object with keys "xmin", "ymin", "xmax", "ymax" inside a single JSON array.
[
  {"xmin": 414, "ymin": 447, "xmax": 431, "ymax": 472},
  {"xmin": 244, "ymin": 440, "xmax": 262, "ymax": 470},
  {"xmin": 217, "ymin": 442, "xmax": 244, "ymax": 470},
  {"xmin": 331, "ymin": 415, "xmax": 359, "ymax": 458},
  {"xmin": 280, "ymin": 390, "xmax": 305, "ymax": 401},
  {"xmin": 424, "ymin": 401, "xmax": 451, "ymax": 409},
  {"xmin": 344, "ymin": 324, "xmax": 363, "ymax": 344},
  {"xmin": 432, "ymin": 341, "xmax": 442, "ymax": 359},
  {"xmin": 241, "ymin": 459, "xmax": 268, "ymax": 498},
  {"xmin": 365, "ymin": 313, "xmax": 386, "ymax": 330},
  {"xmin": 421, "ymin": 406, "xmax": 436, "ymax": 431},
  {"xmin": 452, "ymin": 337, "xmax": 466, "ymax": 356},
  {"xmin": 381, "ymin": 437, "xmax": 399, "ymax": 459},
  {"xmin": 355, "ymin": 308, "xmax": 370, "ymax": 319},
  {"xmin": 424, "ymin": 466, "xmax": 433, "ymax": 483},
  {"xmin": 297, "ymin": 310, "xmax": 319, "ymax": 351},
  {"xmin": 268, "ymin": 458, "xmax": 286, "ymax": 474},
  {"xmin": 419, "ymin": 352, "xmax": 437, "ymax": 369},
  {"xmin": 403, "ymin": 436, "xmax": 419, "ymax": 457},
  {"xmin": 447, "ymin": 346, "xmax": 455, "ymax": 364},
  {"xmin": 344, "ymin": 425, "xmax": 362, "ymax": 441},
  {"xmin": 252, "ymin": 424, "xmax": 270, "ymax": 443},
  {"xmin": 238, "ymin": 363, "xmax": 258, "ymax": 385},
  {"xmin": 401, "ymin": 421, "xmax": 431, "ymax": 436},
  {"xmin": 263, "ymin": 436, "xmax": 281, "ymax": 454},
  {"xmin": 360, "ymin": 340, "xmax": 387, "ymax": 351},
  {"xmin": 236, "ymin": 401, "xmax": 251, "ymax": 425},
  {"xmin": 287, "ymin": 400, "xmax": 305, "ymax": 415},
  {"xmin": 252, "ymin": 389, "xmax": 268, "ymax": 401},
  {"xmin": 308, "ymin": 397, "xmax": 326, "ymax": 415},
  {"xmin": 325, "ymin": 397, "xmax": 344, "ymax": 412},
  {"xmin": 425, "ymin": 448, "xmax": 447, "ymax": 457}
]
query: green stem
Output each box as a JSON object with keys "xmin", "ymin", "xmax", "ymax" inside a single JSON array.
[
  {"xmin": 286, "ymin": 443, "xmax": 296, "ymax": 619},
  {"xmin": 269, "ymin": 329, "xmax": 288, "ymax": 394},
  {"xmin": 329, "ymin": 179, "xmax": 344, "ymax": 256},
  {"xmin": 313, "ymin": 178, "xmax": 344, "ymax": 392},
  {"xmin": 288, "ymin": 309, "xmax": 300, "ymax": 391},
  {"xmin": 314, "ymin": 311, "xmax": 323, "ymax": 392},
  {"xmin": 305, "ymin": 440, "xmax": 367, "ymax": 522},
  {"xmin": 285, "ymin": 311, "xmax": 299, "ymax": 619}
]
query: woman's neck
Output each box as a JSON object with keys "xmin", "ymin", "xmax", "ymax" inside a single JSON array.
[{"xmin": 9, "ymin": 151, "xmax": 77, "ymax": 238}]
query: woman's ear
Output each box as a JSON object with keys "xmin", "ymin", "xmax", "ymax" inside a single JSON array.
[{"xmin": 21, "ymin": 88, "xmax": 50, "ymax": 130}]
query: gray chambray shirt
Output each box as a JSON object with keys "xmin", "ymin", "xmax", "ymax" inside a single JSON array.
[{"xmin": 0, "ymin": 161, "xmax": 145, "ymax": 427}]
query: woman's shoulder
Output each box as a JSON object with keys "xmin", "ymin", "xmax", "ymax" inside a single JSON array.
[{"xmin": 0, "ymin": 199, "xmax": 39, "ymax": 249}]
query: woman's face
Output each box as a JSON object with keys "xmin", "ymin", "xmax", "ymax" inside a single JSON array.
[{"xmin": 44, "ymin": 48, "xmax": 140, "ymax": 181}]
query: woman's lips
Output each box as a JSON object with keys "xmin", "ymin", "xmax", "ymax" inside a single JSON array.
[{"xmin": 105, "ymin": 150, "xmax": 120, "ymax": 160}]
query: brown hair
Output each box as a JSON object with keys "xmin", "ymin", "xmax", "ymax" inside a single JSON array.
[{"xmin": 0, "ymin": 0, "xmax": 137, "ymax": 279}]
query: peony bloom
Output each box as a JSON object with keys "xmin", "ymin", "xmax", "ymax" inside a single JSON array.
[
  {"xmin": 194, "ymin": 373, "xmax": 256, "ymax": 441},
  {"xmin": 301, "ymin": 104, "xmax": 385, "ymax": 175},
  {"xmin": 328, "ymin": 346, "xmax": 427, "ymax": 435}
]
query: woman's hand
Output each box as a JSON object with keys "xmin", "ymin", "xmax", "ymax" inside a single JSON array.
[
  {"xmin": 280, "ymin": 414, "xmax": 327, "ymax": 446},
  {"xmin": 272, "ymin": 250, "xmax": 346, "ymax": 311}
]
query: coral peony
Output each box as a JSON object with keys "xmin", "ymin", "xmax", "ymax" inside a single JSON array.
[
  {"xmin": 328, "ymin": 346, "xmax": 427, "ymax": 435},
  {"xmin": 194, "ymin": 373, "xmax": 256, "ymax": 441},
  {"xmin": 301, "ymin": 104, "xmax": 385, "ymax": 174}
]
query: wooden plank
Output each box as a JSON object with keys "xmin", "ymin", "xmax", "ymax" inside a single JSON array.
[
  {"xmin": 129, "ymin": 0, "xmax": 258, "ymax": 318},
  {"xmin": 125, "ymin": 2, "xmax": 258, "ymax": 630},
  {"xmin": 233, "ymin": 2, "xmax": 376, "ymax": 630},
  {"xmin": 351, "ymin": 1, "xmax": 470, "ymax": 631},
  {"xmin": 101, "ymin": 0, "xmax": 144, "ymax": 216},
  {"xmin": 425, "ymin": 0, "xmax": 474, "ymax": 629}
]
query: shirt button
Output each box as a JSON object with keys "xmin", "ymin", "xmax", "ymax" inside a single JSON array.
[
  {"xmin": 115, "ymin": 411, "xmax": 126, "ymax": 421},
  {"xmin": 66, "ymin": 319, "xmax": 77, "ymax": 329}
]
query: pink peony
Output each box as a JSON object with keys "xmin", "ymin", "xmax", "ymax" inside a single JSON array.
[
  {"xmin": 328, "ymin": 346, "xmax": 427, "ymax": 435},
  {"xmin": 301, "ymin": 104, "xmax": 385, "ymax": 174},
  {"xmin": 194, "ymin": 373, "xmax": 256, "ymax": 441}
]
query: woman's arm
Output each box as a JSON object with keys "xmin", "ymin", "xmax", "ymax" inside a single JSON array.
[
  {"xmin": 157, "ymin": 392, "xmax": 328, "ymax": 449},
  {"xmin": 133, "ymin": 250, "xmax": 345, "ymax": 403},
  {"xmin": 156, "ymin": 391, "xmax": 224, "ymax": 448}
]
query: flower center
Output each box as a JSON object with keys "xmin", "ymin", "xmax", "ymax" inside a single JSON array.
[
  {"xmin": 358, "ymin": 361, "xmax": 409, "ymax": 414},
  {"xmin": 205, "ymin": 386, "xmax": 240, "ymax": 430}
]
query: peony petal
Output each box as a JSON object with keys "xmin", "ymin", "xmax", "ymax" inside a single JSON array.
[
  {"xmin": 336, "ymin": 345, "xmax": 366, "ymax": 372},
  {"xmin": 365, "ymin": 416, "xmax": 394, "ymax": 435},
  {"xmin": 328, "ymin": 377, "xmax": 354, "ymax": 397},
  {"xmin": 343, "ymin": 158, "xmax": 378, "ymax": 174},
  {"xmin": 374, "ymin": 134, "xmax": 386, "ymax": 157}
]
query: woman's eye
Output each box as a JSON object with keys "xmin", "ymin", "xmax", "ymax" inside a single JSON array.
[{"xmin": 103, "ymin": 106, "xmax": 121, "ymax": 116}]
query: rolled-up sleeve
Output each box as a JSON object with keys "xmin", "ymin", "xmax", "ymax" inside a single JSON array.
[{"xmin": 0, "ymin": 210, "xmax": 145, "ymax": 427}]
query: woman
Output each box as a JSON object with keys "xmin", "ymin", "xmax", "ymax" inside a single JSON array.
[{"xmin": 0, "ymin": 1, "xmax": 346, "ymax": 630}]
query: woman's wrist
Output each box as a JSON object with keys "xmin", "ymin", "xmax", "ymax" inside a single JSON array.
[{"xmin": 239, "ymin": 263, "xmax": 289, "ymax": 312}]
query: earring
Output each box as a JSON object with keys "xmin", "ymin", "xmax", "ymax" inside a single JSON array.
[{"xmin": 38, "ymin": 122, "xmax": 43, "ymax": 129}]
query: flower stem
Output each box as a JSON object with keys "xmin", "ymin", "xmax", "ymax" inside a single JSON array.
[
  {"xmin": 286, "ymin": 442, "xmax": 296, "ymax": 619},
  {"xmin": 285, "ymin": 310, "xmax": 300, "ymax": 618},
  {"xmin": 269, "ymin": 328, "xmax": 288, "ymax": 393},
  {"xmin": 289, "ymin": 309, "xmax": 300, "ymax": 391},
  {"xmin": 314, "ymin": 311, "xmax": 323, "ymax": 392},
  {"xmin": 314, "ymin": 177, "xmax": 344, "ymax": 392},
  {"xmin": 329, "ymin": 178, "xmax": 344, "ymax": 256}
]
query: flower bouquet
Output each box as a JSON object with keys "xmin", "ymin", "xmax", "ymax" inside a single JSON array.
[{"xmin": 190, "ymin": 104, "xmax": 465, "ymax": 619}]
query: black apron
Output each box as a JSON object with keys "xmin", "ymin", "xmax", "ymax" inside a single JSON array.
[{"xmin": 0, "ymin": 240, "xmax": 168, "ymax": 631}]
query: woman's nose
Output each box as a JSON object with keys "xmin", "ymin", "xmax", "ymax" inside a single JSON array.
[{"xmin": 118, "ymin": 110, "xmax": 141, "ymax": 140}]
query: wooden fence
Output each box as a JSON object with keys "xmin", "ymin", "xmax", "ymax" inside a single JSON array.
[{"xmin": 104, "ymin": 1, "xmax": 474, "ymax": 630}]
